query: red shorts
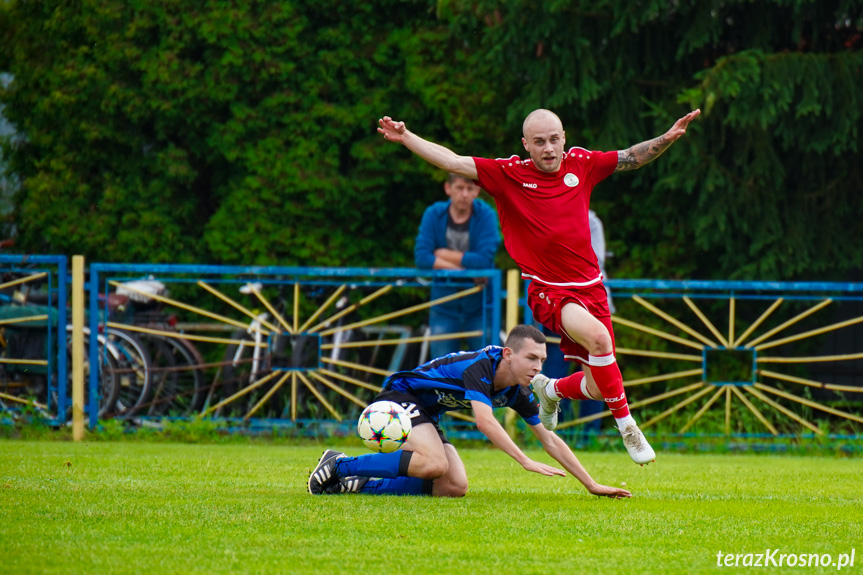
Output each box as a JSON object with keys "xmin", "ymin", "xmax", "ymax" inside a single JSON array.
[{"xmin": 526, "ymin": 280, "xmax": 615, "ymax": 365}]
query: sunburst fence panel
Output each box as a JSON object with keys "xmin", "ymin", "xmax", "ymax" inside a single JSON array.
[
  {"xmin": 0, "ymin": 255, "xmax": 69, "ymax": 421},
  {"xmin": 526, "ymin": 279, "xmax": 863, "ymax": 437},
  {"xmin": 86, "ymin": 264, "xmax": 501, "ymax": 427}
]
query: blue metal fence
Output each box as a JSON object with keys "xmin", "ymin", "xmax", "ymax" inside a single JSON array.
[
  {"xmin": 87, "ymin": 263, "xmax": 502, "ymax": 425},
  {"xmin": 0, "ymin": 254, "xmax": 68, "ymax": 418},
  {"xmin": 2, "ymin": 255, "xmax": 860, "ymax": 437},
  {"xmin": 525, "ymin": 277, "xmax": 863, "ymax": 435}
]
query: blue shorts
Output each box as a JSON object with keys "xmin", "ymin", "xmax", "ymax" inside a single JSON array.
[{"xmin": 372, "ymin": 389, "xmax": 451, "ymax": 445}]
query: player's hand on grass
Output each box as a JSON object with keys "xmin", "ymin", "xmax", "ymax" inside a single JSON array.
[
  {"xmin": 378, "ymin": 116, "xmax": 407, "ymax": 142},
  {"xmin": 522, "ymin": 459, "xmax": 566, "ymax": 477},
  {"xmin": 588, "ymin": 483, "xmax": 632, "ymax": 499},
  {"xmin": 665, "ymin": 109, "xmax": 701, "ymax": 141}
]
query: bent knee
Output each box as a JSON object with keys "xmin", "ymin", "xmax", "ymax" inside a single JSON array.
[
  {"xmin": 434, "ymin": 479, "xmax": 468, "ymax": 498},
  {"xmin": 448, "ymin": 479, "xmax": 469, "ymax": 497},
  {"xmin": 414, "ymin": 459, "xmax": 449, "ymax": 480},
  {"xmin": 587, "ymin": 332, "xmax": 613, "ymax": 355}
]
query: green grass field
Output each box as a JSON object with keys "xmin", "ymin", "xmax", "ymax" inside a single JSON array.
[{"xmin": 0, "ymin": 440, "xmax": 860, "ymax": 575}]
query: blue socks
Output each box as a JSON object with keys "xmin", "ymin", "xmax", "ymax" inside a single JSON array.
[
  {"xmin": 335, "ymin": 451, "xmax": 432, "ymax": 495},
  {"xmin": 359, "ymin": 476, "xmax": 432, "ymax": 496},
  {"xmin": 335, "ymin": 450, "xmax": 412, "ymax": 479}
]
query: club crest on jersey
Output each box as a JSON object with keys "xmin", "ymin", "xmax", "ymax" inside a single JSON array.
[{"xmin": 564, "ymin": 173, "xmax": 579, "ymax": 187}]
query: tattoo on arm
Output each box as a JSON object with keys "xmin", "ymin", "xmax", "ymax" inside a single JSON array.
[{"xmin": 615, "ymin": 134, "xmax": 672, "ymax": 172}]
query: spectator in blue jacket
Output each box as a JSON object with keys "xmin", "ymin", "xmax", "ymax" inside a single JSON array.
[{"xmin": 415, "ymin": 173, "xmax": 500, "ymax": 358}]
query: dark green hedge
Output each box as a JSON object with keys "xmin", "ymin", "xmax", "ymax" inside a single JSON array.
[{"xmin": 1, "ymin": 0, "xmax": 861, "ymax": 280}]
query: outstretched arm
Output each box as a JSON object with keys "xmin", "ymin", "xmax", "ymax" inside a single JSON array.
[
  {"xmin": 529, "ymin": 423, "xmax": 631, "ymax": 498},
  {"xmin": 471, "ymin": 401, "xmax": 565, "ymax": 477},
  {"xmin": 378, "ymin": 116, "xmax": 478, "ymax": 180},
  {"xmin": 614, "ymin": 109, "xmax": 701, "ymax": 172}
]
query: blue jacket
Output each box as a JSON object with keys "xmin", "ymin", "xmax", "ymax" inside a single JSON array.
[{"xmin": 414, "ymin": 199, "xmax": 500, "ymax": 317}]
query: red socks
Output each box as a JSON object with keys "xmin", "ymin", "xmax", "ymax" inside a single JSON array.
[
  {"xmin": 552, "ymin": 353, "xmax": 631, "ymax": 418},
  {"xmin": 588, "ymin": 353, "xmax": 630, "ymax": 418},
  {"xmin": 554, "ymin": 372, "xmax": 593, "ymax": 400}
]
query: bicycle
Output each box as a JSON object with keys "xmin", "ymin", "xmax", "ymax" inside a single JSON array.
[
  {"xmin": 110, "ymin": 279, "xmax": 207, "ymax": 417},
  {"xmin": 0, "ymin": 270, "xmax": 124, "ymax": 421}
]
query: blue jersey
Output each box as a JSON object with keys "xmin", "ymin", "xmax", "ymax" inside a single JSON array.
[{"xmin": 382, "ymin": 346, "xmax": 541, "ymax": 425}]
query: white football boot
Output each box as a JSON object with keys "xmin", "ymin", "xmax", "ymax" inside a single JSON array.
[
  {"xmin": 619, "ymin": 422, "xmax": 656, "ymax": 466},
  {"xmin": 530, "ymin": 374, "xmax": 560, "ymax": 431}
]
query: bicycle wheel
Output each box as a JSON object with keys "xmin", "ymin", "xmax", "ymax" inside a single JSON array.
[
  {"xmin": 143, "ymin": 334, "xmax": 206, "ymax": 417},
  {"xmin": 172, "ymin": 336, "xmax": 208, "ymax": 414},
  {"xmin": 137, "ymin": 334, "xmax": 177, "ymax": 417},
  {"xmin": 104, "ymin": 328, "xmax": 152, "ymax": 418},
  {"xmin": 61, "ymin": 332, "xmax": 120, "ymax": 421}
]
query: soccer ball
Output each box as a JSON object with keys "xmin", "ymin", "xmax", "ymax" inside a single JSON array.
[{"xmin": 357, "ymin": 401, "xmax": 412, "ymax": 453}]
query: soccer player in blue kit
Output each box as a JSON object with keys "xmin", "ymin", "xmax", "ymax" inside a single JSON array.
[{"xmin": 308, "ymin": 325, "xmax": 631, "ymax": 498}]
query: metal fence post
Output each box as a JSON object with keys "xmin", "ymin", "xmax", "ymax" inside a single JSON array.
[
  {"xmin": 504, "ymin": 269, "xmax": 521, "ymax": 438},
  {"xmin": 72, "ymin": 255, "xmax": 85, "ymax": 441}
]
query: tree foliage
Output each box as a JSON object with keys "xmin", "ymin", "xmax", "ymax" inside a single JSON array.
[
  {"xmin": 0, "ymin": 0, "xmax": 490, "ymax": 265},
  {"xmin": 1, "ymin": 0, "xmax": 862, "ymax": 280},
  {"xmin": 440, "ymin": 0, "xmax": 863, "ymax": 280}
]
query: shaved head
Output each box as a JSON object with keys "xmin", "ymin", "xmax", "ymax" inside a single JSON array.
[
  {"xmin": 521, "ymin": 109, "xmax": 566, "ymax": 172},
  {"xmin": 522, "ymin": 109, "xmax": 563, "ymax": 139}
]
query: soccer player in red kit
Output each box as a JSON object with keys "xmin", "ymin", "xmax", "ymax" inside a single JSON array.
[{"xmin": 378, "ymin": 108, "xmax": 700, "ymax": 465}]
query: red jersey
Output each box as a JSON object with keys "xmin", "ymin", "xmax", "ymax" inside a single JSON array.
[{"xmin": 473, "ymin": 148, "xmax": 618, "ymax": 286}]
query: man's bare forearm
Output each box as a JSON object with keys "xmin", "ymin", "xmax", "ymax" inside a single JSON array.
[
  {"xmin": 542, "ymin": 433, "xmax": 597, "ymax": 490},
  {"xmin": 434, "ymin": 248, "xmax": 464, "ymax": 267},
  {"xmin": 432, "ymin": 258, "xmax": 462, "ymax": 270},
  {"xmin": 614, "ymin": 134, "xmax": 673, "ymax": 172},
  {"xmin": 614, "ymin": 110, "xmax": 700, "ymax": 172},
  {"xmin": 401, "ymin": 131, "xmax": 478, "ymax": 180},
  {"xmin": 378, "ymin": 117, "xmax": 478, "ymax": 179}
]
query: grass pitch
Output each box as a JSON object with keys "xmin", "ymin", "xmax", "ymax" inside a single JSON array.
[{"xmin": 0, "ymin": 440, "xmax": 860, "ymax": 575}]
